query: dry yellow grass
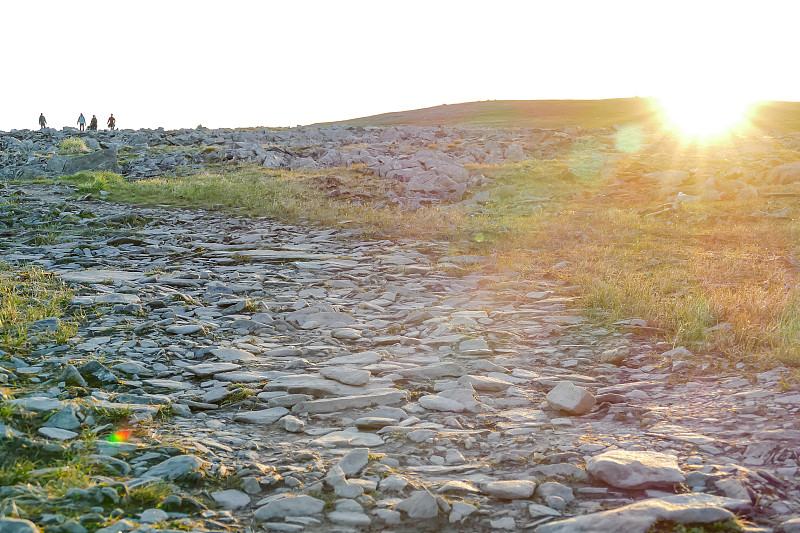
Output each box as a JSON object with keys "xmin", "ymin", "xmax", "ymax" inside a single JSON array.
[{"xmin": 59, "ymin": 129, "xmax": 800, "ymax": 367}]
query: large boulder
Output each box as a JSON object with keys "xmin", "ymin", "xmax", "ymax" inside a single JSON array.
[{"xmin": 62, "ymin": 148, "xmax": 121, "ymax": 174}]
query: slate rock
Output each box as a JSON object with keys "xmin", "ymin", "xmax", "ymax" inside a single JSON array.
[
  {"xmin": 185, "ymin": 362, "xmax": 240, "ymax": 377},
  {"xmin": 233, "ymin": 407, "xmax": 289, "ymax": 425},
  {"xmin": 5, "ymin": 396, "xmax": 64, "ymax": 413},
  {"xmin": 546, "ymin": 381, "xmax": 596, "ymax": 415},
  {"xmin": 320, "ymin": 366, "xmax": 371, "ymax": 386},
  {"xmin": 78, "ymin": 361, "xmax": 120, "ymax": 387},
  {"xmin": 337, "ymin": 447, "xmax": 370, "ymax": 476},
  {"xmin": 143, "ymin": 454, "xmax": 204, "ymax": 480},
  {"xmin": 253, "ymin": 495, "xmax": 324, "ymax": 521},
  {"xmin": 62, "ymin": 148, "xmax": 121, "ymax": 174},
  {"xmin": 0, "ymin": 518, "xmax": 41, "ymax": 533},
  {"xmin": 139, "ymin": 508, "xmax": 168, "ymax": 524},
  {"xmin": 211, "ymin": 489, "xmax": 250, "ymax": 510},
  {"xmin": 394, "ymin": 490, "xmax": 439, "ymax": 518},
  {"xmin": 483, "ymin": 480, "xmax": 537, "ymax": 500},
  {"xmin": 534, "ymin": 493, "xmax": 749, "ymax": 533},
  {"xmin": 586, "ymin": 449, "xmax": 684, "ymax": 489}
]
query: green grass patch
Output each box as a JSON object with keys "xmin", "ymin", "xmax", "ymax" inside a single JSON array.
[
  {"xmin": 58, "ymin": 137, "xmax": 90, "ymax": 155},
  {"xmin": 59, "ymin": 171, "xmax": 126, "ymax": 194},
  {"xmin": 0, "ymin": 263, "xmax": 76, "ymax": 353}
]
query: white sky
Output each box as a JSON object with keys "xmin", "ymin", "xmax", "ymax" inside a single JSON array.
[{"xmin": 2, "ymin": 0, "xmax": 798, "ymax": 131}]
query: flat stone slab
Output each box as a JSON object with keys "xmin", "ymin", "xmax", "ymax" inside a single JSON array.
[
  {"xmin": 143, "ymin": 455, "xmax": 205, "ymax": 480},
  {"xmin": 483, "ymin": 480, "xmax": 537, "ymax": 500},
  {"xmin": 293, "ymin": 390, "xmax": 407, "ymax": 414},
  {"xmin": 211, "ymin": 489, "xmax": 250, "ymax": 510},
  {"xmin": 322, "ymin": 351, "xmax": 383, "ymax": 367},
  {"xmin": 5, "ymin": 397, "xmax": 64, "ymax": 412},
  {"xmin": 265, "ymin": 374, "xmax": 394, "ymax": 397},
  {"xmin": 534, "ymin": 493, "xmax": 749, "ymax": 533},
  {"xmin": 253, "ymin": 495, "xmax": 325, "ymax": 521},
  {"xmin": 586, "ymin": 449, "xmax": 684, "ymax": 489},
  {"xmin": 209, "ymin": 347, "xmax": 257, "ymax": 362},
  {"xmin": 38, "ymin": 427, "xmax": 78, "ymax": 440},
  {"xmin": 320, "ymin": 367, "xmax": 371, "ymax": 386},
  {"xmin": 185, "ymin": 362, "xmax": 241, "ymax": 377},
  {"xmin": 232, "ymin": 407, "xmax": 289, "ymax": 425},
  {"xmin": 59, "ymin": 270, "xmax": 143, "ymax": 284},
  {"xmin": 308, "ymin": 427, "xmax": 385, "ymax": 447}
]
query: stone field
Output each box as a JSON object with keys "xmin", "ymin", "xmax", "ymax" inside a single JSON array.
[{"xmin": 0, "ymin": 126, "xmax": 799, "ymax": 533}]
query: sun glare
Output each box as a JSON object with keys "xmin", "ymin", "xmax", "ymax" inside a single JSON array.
[{"xmin": 656, "ymin": 92, "xmax": 756, "ymax": 139}]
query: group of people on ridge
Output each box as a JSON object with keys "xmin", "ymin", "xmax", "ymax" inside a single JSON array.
[{"xmin": 38, "ymin": 113, "xmax": 116, "ymax": 131}]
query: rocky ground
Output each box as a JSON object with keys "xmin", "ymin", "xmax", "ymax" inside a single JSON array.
[{"xmin": 1, "ymin": 127, "xmax": 800, "ymax": 533}]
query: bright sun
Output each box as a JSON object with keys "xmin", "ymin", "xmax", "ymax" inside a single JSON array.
[{"xmin": 655, "ymin": 92, "xmax": 756, "ymax": 139}]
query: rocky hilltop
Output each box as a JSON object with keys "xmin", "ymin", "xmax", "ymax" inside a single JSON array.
[
  {"xmin": 0, "ymin": 124, "xmax": 583, "ymax": 205},
  {"xmin": 0, "ymin": 124, "xmax": 799, "ymax": 533}
]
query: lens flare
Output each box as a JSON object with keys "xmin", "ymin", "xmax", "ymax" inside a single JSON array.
[
  {"xmin": 656, "ymin": 92, "xmax": 755, "ymax": 139},
  {"xmin": 615, "ymin": 125, "xmax": 644, "ymax": 153},
  {"xmin": 108, "ymin": 430, "xmax": 131, "ymax": 442}
]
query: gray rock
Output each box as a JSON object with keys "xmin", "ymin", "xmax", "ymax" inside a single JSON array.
[
  {"xmin": 399, "ymin": 362, "xmax": 465, "ymax": 380},
  {"xmin": 534, "ymin": 493, "xmax": 749, "ymax": 533},
  {"xmin": 449, "ymin": 501, "xmax": 478, "ymax": 523},
  {"xmin": 545, "ymin": 381, "xmax": 596, "ymax": 415},
  {"xmin": 5, "ymin": 396, "xmax": 64, "ymax": 413},
  {"xmin": 59, "ymin": 364, "xmax": 88, "ymax": 387},
  {"xmin": 380, "ymin": 474, "xmax": 409, "ymax": 492},
  {"xmin": 43, "ymin": 404, "xmax": 82, "ymax": 430},
  {"xmin": 78, "ymin": 361, "xmax": 119, "ymax": 387},
  {"xmin": 457, "ymin": 374, "xmax": 511, "ymax": 391},
  {"xmin": 320, "ymin": 366, "xmax": 371, "ymax": 386},
  {"xmin": 419, "ymin": 394, "xmax": 465, "ymax": 412},
  {"xmin": 394, "ymin": 490, "xmax": 439, "ymax": 519},
  {"xmin": 143, "ymin": 454, "xmax": 204, "ymax": 480},
  {"xmin": 185, "ymin": 362, "xmax": 240, "ymax": 377},
  {"xmin": 253, "ymin": 495, "xmax": 324, "ymax": 521},
  {"xmin": 233, "ymin": 407, "xmax": 289, "ymax": 425},
  {"xmin": 211, "ymin": 489, "xmax": 250, "ymax": 509},
  {"xmin": 29, "ymin": 317, "xmax": 60, "ymax": 333},
  {"xmin": 38, "ymin": 426, "xmax": 78, "ymax": 440},
  {"xmin": 293, "ymin": 390, "xmax": 406, "ymax": 414},
  {"xmin": 62, "ymin": 148, "xmax": 121, "ymax": 174},
  {"xmin": 0, "ymin": 518, "xmax": 41, "ymax": 533},
  {"xmin": 139, "ymin": 508, "xmax": 168, "ymax": 524},
  {"xmin": 536, "ymin": 481, "xmax": 574, "ymax": 505},
  {"xmin": 483, "ymin": 480, "xmax": 537, "ymax": 500},
  {"xmin": 209, "ymin": 347, "xmax": 256, "ymax": 362},
  {"xmin": 586, "ymin": 449, "xmax": 684, "ymax": 489},
  {"xmin": 336, "ymin": 447, "xmax": 370, "ymax": 476},
  {"xmin": 778, "ymin": 518, "xmax": 800, "ymax": 533},
  {"xmin": 282, "ymin": 415, "xmax": 305, "ymax": 433}
]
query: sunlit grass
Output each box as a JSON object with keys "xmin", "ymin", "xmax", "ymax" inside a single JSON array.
[
  {"xmin": 54, "ymin": 138, "xmax": 800, "ymax": 367},
  {"xmin": 58, "ymin": 137, "xmax": 90, "ymax": 155},
  {"xmin": 0, "ymin": 263, "xmax": 76, "ymax": 352},
  {"xmin": 59, "ymin": 167, "xmax": 469, "ymax": 241}
]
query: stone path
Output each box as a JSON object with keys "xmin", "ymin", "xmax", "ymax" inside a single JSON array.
[{"xmin": 1, "ymin": 182, "xmax": 799, "ymax": 533}]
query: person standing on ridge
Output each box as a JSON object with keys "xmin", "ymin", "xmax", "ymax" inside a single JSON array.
[
  {"xmin": 107, "ymin": 114, "xmax": 116, "ymax": 130},
  {"xmin": 38, "ymin": 113, "xmax": 47, "ymax": 129},
  {"xmin": 89, "ymin": 115, "xmax": 98, "ymax": 131},
  {"xmin": 77, "ymin": 113, "xmax": 86, "ymax": 131}
]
